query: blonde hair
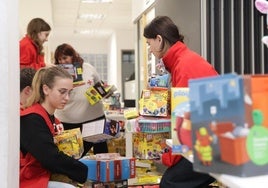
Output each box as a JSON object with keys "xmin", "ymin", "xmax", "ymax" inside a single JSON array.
[{"xmin": 25, "ymin": 66, "xmax": 72, "ymax": 108}]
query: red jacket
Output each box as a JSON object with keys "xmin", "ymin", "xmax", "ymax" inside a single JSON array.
[
  {"xmin": 161, "ymin": 41, "xmax": 218, "ymax": 167},
  {"xmin": 20, "ymin": 35, "xmax": 46, "ymax": 70},
  {"xmin": 20, "ymin": 104, "xmax": 58, "ymax": 188}
]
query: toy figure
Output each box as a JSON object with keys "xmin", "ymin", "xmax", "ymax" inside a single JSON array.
[{"xmin": 194, "ymin": 127, "xmax": 213, "ymax": 166}]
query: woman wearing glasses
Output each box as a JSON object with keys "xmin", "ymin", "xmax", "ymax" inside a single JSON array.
[{"xmin": 20, "ymin": 66, "xmax": 87, "ymax": 188}]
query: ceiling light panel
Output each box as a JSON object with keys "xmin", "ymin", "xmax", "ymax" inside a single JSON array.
[
  {"xmin": 81, "ymin": 0, "xmax": 112, "ymax": 3},
  {"xmin": 78, "ymin": 13, "xmax": 105, "ymax": 20}
]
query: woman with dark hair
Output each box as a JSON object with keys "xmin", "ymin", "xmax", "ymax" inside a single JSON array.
[
  {"xmin": 20, "ymin": 18, "xmax": 51, "ymax": 70},
  {"xmin": 144, "ymin": 16, "xmax": 218, "ymax": 188},
  {"xmin": 54, "ymin": 43, "xmax": 108, "ymax": 157}
]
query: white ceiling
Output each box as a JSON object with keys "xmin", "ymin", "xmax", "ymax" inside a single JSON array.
[{"xmin": 19, "ymin": 0, "xmax": 133, "ymax": 39}]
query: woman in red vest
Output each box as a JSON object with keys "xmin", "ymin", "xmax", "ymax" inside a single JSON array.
[
  {"xmin": 20, "ymin": 18, "xmax": 51, "ymax": 70},
  {"xmin": 143, "ymin": 16, "xmax": 218, "ymax": 188},
  {"xmin": 20, "ymin": 66, "xmax": 88, "ymax": 188}
]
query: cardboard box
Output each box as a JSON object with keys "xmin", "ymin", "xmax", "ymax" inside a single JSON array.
[
  {"xmin": 54, "ymin": 128, "xmax": 84, "ymax": 159},
  {"xmin": 85, "ymin": 82, "xmax": 117, "ymax": 105},
  {"xmin": 133, "ymin": 132, "xmax": 170, "ymax": 159},
  {"xmin": 90, "ymin": 179, "xmax": 128, "ymax": 188},
  {"xmin": 170, "ymin": 87, "xmax": 192, "ymax": 156},
  {"xmin": 107, "ymin": 136, "xmax": 126, "ymax": 156},
  {"xmin": 80, "ymin": 156, "xmax": 136, "ymax": 182},
  {"xmin": 189, "ymin": 73, "xmax": 268, "ymax": 177},
  {"xmin": 139, "ymin": 88, "xmax": 170, "ymax": 117},
  {"xmin": 58, "ymin": 63, "xmax": 84, "ymax": 85},
  {"xmin": 137, "ymin": 117, "xmax": 171, "ymax": 133},
  {"xmin": 82, "ymin": 119, "xmax": 120, "ymax": 143}
]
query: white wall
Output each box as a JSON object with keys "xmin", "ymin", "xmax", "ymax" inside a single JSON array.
[
  {"xmin": 1, "ymin": 0, "xmax": 20, "ymax": 187},
  {"xmin": 50, "ymin": 36, "xmax": 109, "ymax": 55},
  {"xmin": 107, "ymin": 28, "xmax": 134, "ymax": 96},
  {"xmin": 19, "ymin": 0, "xmax": 135, "ymax": 96}
]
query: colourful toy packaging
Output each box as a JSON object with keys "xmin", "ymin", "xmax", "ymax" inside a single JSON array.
[
  {"xmin": 132, "ymin": 132, "xmax": 170, "ymax": 160},
  {"xmin": 139, "ymin": 88, "xmax": 170, "ymax": 117},
  {"xmin": 80, "ymin": 154, "xmax": 136, "ymax": 182},
  {"xmin": 82, "ymin": 119, "xmax": 120, "ymax": 143},
  {"xmin": 170, "ymin": 87, "xmax": 192, "ymax": 156},
  {"xmin": 189, "ymin": 73, "xmax": 268, "ymax": 177},
  {"xmin": 148, "ymin": 74, "xmax": 170, "ymax": 88},
  {"xmin": 84, "ymin": 82, "xmax": 117, "ymax": 105},
  {"xmin": 54, "ymin": 128, "xmax": 84, "ymax": 159},
  {"xmin": 58, "ymin": 62, "xmax": 83, "ymax": 85}
]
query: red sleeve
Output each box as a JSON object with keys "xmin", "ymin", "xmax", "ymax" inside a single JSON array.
[
  {"xmin": 20, "ymin": 44, "xmax": 34, "ymax": 68},
  {"xmin": 161, "ymin": 149, "xmax": 182, "ymax": 167}
]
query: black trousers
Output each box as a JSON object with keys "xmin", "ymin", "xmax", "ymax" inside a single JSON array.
[
  {"xmin": 160, "ymin": 157, "xmax": 215, "ymax": 188},
  {"xmin": 62, "ymin": 115, "xmax": 108, "ymax": 157}
]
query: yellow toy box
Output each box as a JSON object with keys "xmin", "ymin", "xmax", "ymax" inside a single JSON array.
[
  {"xmin": 54, "ymin": 128, "xmax": 84, "ymax": 159},
  {"xmin": 132, "ymin": 132, "xmax": 170, "ymax": 160},
  {"xmin": 139, "ymin": 88, "xmax": 170, "ymax": 117}
]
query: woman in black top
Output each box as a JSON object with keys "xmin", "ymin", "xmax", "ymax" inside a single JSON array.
[{"xmin": 20, "ymin": 66, "xmax": 87, "ymax": 188}]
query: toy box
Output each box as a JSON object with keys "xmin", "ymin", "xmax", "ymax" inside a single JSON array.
[
  {"xmin": 54, "ymin": 128, "xmax": 84, "ymax": 159},
  {"xmin": 132, "ymin": 132, "xmax": 170, "ymax": 159},
  {"xmin": 89, "ymin": 179, "xmax": 128, "ymax": 188},
  {"xmin": 84, "ymin": 82, "xmax": 117, "ymax": 105},
  {"xmin": 82, "ymin": 119, "xmax": 120, "ymax": 143},
  {"xmin": 58, "ymin": 62, "xmax": 83, "ymax": 85},
  {"xmin": 107, "ymin": 136, "xmax": 126, "ymax": 156},
  {"xmin": 80, "ymin": 154, "xmax": 136, "ymax": 182},
  {"xmin": 148, "ymin": 74, "xmax": 170, "ymax": 88},
  {"xmin": 189, "ymin": 73, "xmax": 268, "ymax": 177},
  {"xmin": 139, "ymin": 88, "xmax": 170, "ymax": 117},
  {"xmin": 137, "ymin": 117, "xmax": 171, "ymax": 133},
  {"xmin": 170, "ymin": 87, "xmax": 192, "ymax": 156}
]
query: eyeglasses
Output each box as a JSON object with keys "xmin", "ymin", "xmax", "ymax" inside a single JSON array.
[{"xmin": 58, "ymin": 88, "xmax": 73, "ymax": 97}]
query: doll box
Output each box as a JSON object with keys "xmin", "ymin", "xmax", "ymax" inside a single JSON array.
[
  {"xmin": 80, "ymin": 156, "xmax": 136, "ymax": 182},
  {"xmin": 189, "ymin": 73, "xmax": 268, "ymax": 177}
]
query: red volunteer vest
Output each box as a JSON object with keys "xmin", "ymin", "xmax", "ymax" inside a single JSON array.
[{"xmin": 20, "ymin": 103, "xmax": 60, "ymax": 188}]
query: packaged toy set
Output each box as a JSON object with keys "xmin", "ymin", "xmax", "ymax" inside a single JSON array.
[
  {"xmin": 80, "ymin": 153, "xmax": 136, "ymax": 182},
  {"xmin": 82, "ymin": 119, "xmax": 120, "ymax": 143},
  {"xmin": 57, "ymin": 62, "xmax": 83, "ymax": 85},
  {"xmin": 85, "ymin": 81, "xmax": 117, "ymax": 105},
  {"xmin": 54, "ymin": 128, "xmax": 84, "ymax": 159},
  {"xmin": 189, "ymin": 73, "xmax": 268, "ymax": 177},
  {"xmin": 139, "ymin": 88, "xmax": 170, "ymax": 117},
  {"xmin": 170, "ymin": 87, "xmax": 192, "ymax": 156}
]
